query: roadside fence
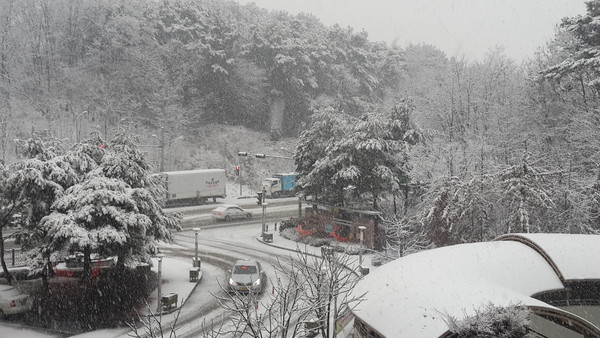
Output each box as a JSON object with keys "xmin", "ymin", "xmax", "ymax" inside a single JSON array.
[{"xmin": 2, "ymin": 248, "xmax": 27, "ymax": 267}]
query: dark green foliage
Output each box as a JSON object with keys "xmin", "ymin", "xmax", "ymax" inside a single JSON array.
[
  {"xmin": 30, "ymin": 267, "xmax": 157, "ymax": 333},
  {"xmin": 278, "ymin": 217, "xmax": 301, "ymax": 232},
  {"xmin": 0, "ymin": 0, "xmax": 407, "ymax": 151},
  {"xmin": 295, "ymin": 103, "xmax": 418, "ymax": 209}
]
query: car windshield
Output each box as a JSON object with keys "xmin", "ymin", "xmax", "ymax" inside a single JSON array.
[{"xmin": 233, "ymin": 265, "xmax": 257, "ymax": 274}]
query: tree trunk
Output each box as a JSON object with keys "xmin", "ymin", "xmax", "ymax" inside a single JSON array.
[
  {"xmin": 82, "ymin": 247, "xmax": 92, "ymax": 285},
  {"xmin": 0, "ymin": 229, "xmax": 13, "ymax": 285}
]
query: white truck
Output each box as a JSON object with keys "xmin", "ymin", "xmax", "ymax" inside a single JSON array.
[
  {"xmin": 261, "ymin": 172, "xmax": 298, "ymax": 198},
  {"xmin": 158, "ymin": 169, "xmax": 227, "ymax": 206}
]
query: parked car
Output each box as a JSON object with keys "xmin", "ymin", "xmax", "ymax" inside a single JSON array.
[
  {"xmin": 211, "ymin": 204, "xmax": 252, "ymax": 222},
  {"xmin": 0, "ymin": 285, "xmax": 33, "ymax": 316},
  {"xmin": 228, "ymin": 260, "xmax": 265, "ymax": 294}
]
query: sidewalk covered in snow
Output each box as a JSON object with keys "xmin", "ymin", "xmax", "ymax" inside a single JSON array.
[{"xmin": 351, "ymin": 233, "xmax": 600, "ymax": 338}]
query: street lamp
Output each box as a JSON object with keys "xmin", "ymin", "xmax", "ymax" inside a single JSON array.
[
  {"xmin": 193, "ymin": 227, "xmax": 201, "ymax": 267},
  {"xmin": 358, "ymin": 226, "xmax": 366, "ymax": 267},
  {"xmin": 156, "ymin": 253, "xmax": 165, "ymax": 313},
  {"xmin": 261, "ymin": 191, "xmax": 268, "ymax": 235}
]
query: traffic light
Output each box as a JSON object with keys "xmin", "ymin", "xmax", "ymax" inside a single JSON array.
[
  {"xmin": 237, "ymin": 152, "xmax": 248, "ymax": 156},
  {"xmin": 256, "ymin": 192, "xmax": 263, "ymax": 205},
  {"xmin": 235, "ymin": 166, "xmax": 240, "ymax": 175}
]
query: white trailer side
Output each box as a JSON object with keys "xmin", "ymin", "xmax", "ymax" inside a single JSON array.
[{"xmin": 162, "ymin": 169, "xmax": 226, "ymax": 205}]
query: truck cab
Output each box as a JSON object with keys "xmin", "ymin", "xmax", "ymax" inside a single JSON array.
[
  {"xmin": 261, "ymin": 173, "xmax": 298, "ymax": 198},
  {"xmin": 262, "ymin": 178, "xmax": 282, "ymax": 198}
]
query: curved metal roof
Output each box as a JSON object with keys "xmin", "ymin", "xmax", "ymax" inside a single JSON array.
[{"xmin": 352, "ymin": 233, "xmax": 600, "ymax": 337}]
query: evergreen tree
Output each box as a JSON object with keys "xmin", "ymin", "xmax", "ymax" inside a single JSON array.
[
  {"xmin": 295, "ymin": 103, "xmax": 418, "ymax": 209},
  {"xmin": 33, "ymin": 132, "xmax": 180, "ymax": 283},
  {"xmin": 497, "ymin": 160, "xmax": 556, "ymax": 233}
]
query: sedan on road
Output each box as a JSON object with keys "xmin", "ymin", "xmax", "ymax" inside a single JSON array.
[
  {"xmin": 228, "ymin": 260, "xmax": 265, "ymax": 294},
  {"xmin": 211, "ymin": 204, "xmax": 252, "ymax": 222},
  {"xmin": 0, "ymin": 285, "xmax": 33, "ymax": 316}
]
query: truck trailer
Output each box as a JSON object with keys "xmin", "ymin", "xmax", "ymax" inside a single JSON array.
[
  {"xmin": 158, "ymin": 169, "xmax": 227, "ymax": 206},
  {"xmin": 261, "ymin": 172, "xmax": 298, "ymax": 198}
]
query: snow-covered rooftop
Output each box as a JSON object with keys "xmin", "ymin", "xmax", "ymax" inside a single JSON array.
[
  {"xmin": 352, "ymin": 233, "xmax": 600, "ymax": 337},
  {"xmin": 497, "ymin": 233, "xmax": 600, "ymax": 281}
]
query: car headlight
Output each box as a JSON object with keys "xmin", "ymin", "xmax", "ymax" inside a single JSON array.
[
  {"xmin": 229, "ymin": 278, "xmax": 238, "ymax": 287},
  {"xmin": 252, "ymin": 279, "xmax": 261, "ymax": 287}
]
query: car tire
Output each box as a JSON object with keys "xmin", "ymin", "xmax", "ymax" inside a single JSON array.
[
  {"xmin": 246, "ymin": 213, "xmax": 252, "ymax": 219},
  {"xmin": 272, "ymin": 192, "xmax": 280, "ymax": 198},
  {"xmin": 224, "ymin": 215, "xmax": 231, "ymax": 221}
]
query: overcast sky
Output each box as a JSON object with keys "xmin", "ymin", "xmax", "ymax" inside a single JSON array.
[{"xmin": 234, "ymin": 0, "xmax": 588, "ymax": 62}]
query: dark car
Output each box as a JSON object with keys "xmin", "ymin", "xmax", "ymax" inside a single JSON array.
[{"xmin": 228, "ymin": 260, "xmax": 265, "ymax": 294}]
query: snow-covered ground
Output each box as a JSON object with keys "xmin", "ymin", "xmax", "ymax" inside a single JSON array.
[{"xmin": 0, "ymin": 184, "xmax": 376, "ymax": 337}]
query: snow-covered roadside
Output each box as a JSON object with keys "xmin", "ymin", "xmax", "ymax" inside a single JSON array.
[{"xmin": 1, "ymin": 181, "xmax": 378, "ymax": 338}]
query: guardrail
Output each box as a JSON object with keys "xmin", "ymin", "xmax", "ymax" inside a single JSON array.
[{"xmin": 2, "ymin": 248, "xmax": 27, "ymax": 267}]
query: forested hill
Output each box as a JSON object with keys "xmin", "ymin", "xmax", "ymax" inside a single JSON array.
[
  {"xmin": 1, "ymin": 0, "xmax": 600, "ymax": 239},
  {"xmin": 0, "ymin": 0, "xmax": 406, "ymax": 156}
]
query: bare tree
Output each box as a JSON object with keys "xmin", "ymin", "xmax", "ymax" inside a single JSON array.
[
  {"xmin": 127, "ymin": 302, "xmax": 182, "ymax": 338},
  {"xmin": 206, "ymin": 248, "xmax": 365, "ymax": 338}
]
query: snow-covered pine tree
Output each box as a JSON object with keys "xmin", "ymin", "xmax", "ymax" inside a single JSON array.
[
  {"xmin": 295, "ymin": 107, "xmax": 356, "ymax": 204},
  {"xmin": 33, "ymin": 131, "xmax": 180, "ymax": 283},
  {"xmin": 423, "ymin": 176, "xmax": 462, "ymax": 246},
  {"xmin": 13, "ymin": 138, "xmax": 101, "ymax": 286},
  {"xmin": 1, "ymin": 138, "xmax": 81, "ymax": 285},
  {"xmin": 0, "ymin": 164, "xmax": 22, "ymax": 285},
  {"xmin": 296, "ymin": 103, "xmax": 418, "ymax": 210},
  {"xmin": 40, "ymin": 176, "xmax": 152, "ymax": 283},
  {"xmin": 497, "ymin": 160, "xmax": 556, "ymax": 233},
  {"xmin": 422, "ymin": 174, "xmax": 496, "ymax": 246},
  {"xmin": 95, "ymin": 131, "xmax": 182, "ymax": 268}
]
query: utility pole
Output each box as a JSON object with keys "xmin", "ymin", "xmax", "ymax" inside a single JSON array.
[
  {"xmin": 140, "ymin": 128, "xmax": 183, "ymax": 173},
  {"xmin": 156, "ymin": 254, "xmax": 164, "ymax": 313}
]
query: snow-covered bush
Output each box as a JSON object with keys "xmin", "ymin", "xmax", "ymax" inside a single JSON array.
[
  {"xmin": 280, "ymin": 227, "xmax": 301, "ymax": 242},
  {"xmin": 278, "ymin": 217, "xmax": 301, "ymax": 232},
  {"xmin": 308, "ymin": 237, "xmax": 332, "ymax": 247},
  {"xmin": 445, "ymin": 302, "xmax": 533, "ymax": 338},
  {"xmin": 301, "ymin": 235, "xmax": 313, "ymax": 244},
  {"xmin": 335, "ymin": 244, "xmax": 362, "ymax": 255}
]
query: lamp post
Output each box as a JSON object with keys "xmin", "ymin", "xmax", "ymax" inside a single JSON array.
[
  {"xmin": 156, "ymin": 253, "xmax": 165, "ymax": 313},
  {"xmin": 193, "ymin": 227, "xmax": 201, "ymax": 267},
  {"xmin": 261, "ymin": 188, "xmax": 267, "ymax": 234},
  {"xmin": 358, "ymin": 226, "xmax": 366, "ymax": 267}
]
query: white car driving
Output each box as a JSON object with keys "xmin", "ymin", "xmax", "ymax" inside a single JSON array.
[{"xmin": 211, "ymin": 204, "xmax": 252, "ymax": 222}]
